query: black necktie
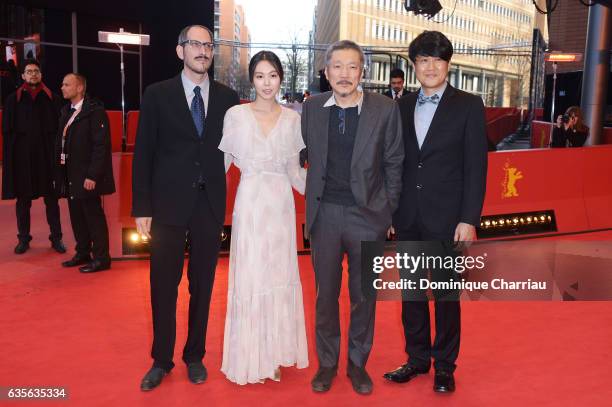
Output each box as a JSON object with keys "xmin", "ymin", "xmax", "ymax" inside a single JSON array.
[{"xmin": 191, "ymin": 86, "xmax": 205, "ymax": 137}]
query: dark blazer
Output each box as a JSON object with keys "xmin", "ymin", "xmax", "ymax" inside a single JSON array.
[
  {"xmin": 301, "ymin": 91, "xmax": 404, "ymax": 235},
  {"xmin": 384, "ymin": 88, "xmax": 408, "ymax": 99},
  {"xmin": 131, "ymin": 74, "xmax": 239, "ymax": 226},
  {"xmin": 54, "ymin": 97, "xmax": 115, "ymax": 199},
  {"xmin": 393, "ymin": 85, "xmax": 488, "ymax": 237}
]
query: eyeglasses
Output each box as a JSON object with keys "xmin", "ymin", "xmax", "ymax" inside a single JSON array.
[
  {"xmin": 338, "ymin": 108, "xmax": 346, "ymax": 135},
  {"xmin": 25, "ymin": 69, "xmax": 41, "ymax": 75},
  {"xmin": 181, "ymin": 40, "xmax": 215, "ymax": 51}
]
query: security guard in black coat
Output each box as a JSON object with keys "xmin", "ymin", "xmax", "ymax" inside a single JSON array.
[{"xmin": 55, "ymin": 73, "xmax": 115, "ymax": 273}]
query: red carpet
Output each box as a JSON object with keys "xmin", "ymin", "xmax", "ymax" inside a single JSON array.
[{"xmin": 1, "ymin": 198, "xmax": 612, "ymax": 406}]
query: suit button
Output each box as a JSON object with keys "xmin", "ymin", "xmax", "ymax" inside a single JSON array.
[
  {"xmin": 417, "ymin": 162, "xmax": 423, "ymax": 169},
  {"xmin": 68, "ymin": 182, "xmax": 72, "ymax": 185},
  {"xmin": 70, "ymin": 196, "xmax": 74, "ymax": 199},
  {"xmin": 200, "ymin": 141, "xmax": 204, "ymax": 145},
  {"xmin": 416, "ymin": 184, "xmax": 423, "ymax": 190},
  {"xmin": 316, "ymin": 197, "xmax": 321, "ymax": 201},
  {"xmin": 195, "ymin": 161, "xmax": 200, "ymax": 166}
]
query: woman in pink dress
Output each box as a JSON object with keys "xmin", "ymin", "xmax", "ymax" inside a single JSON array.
[{"xmin": 219, "ymin": 51, "xmax": 308, "ymax": 385}]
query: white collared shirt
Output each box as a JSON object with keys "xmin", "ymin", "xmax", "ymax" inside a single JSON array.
[
  {"xmin": 181, "ymin": 70, "xmax": 209, "ymax": 117},
  {"xmin": 323, "ymin": 90, "xmax": 364, "ymax": 115},
  {"xmin": 63, "ymin": 98, "xmax": 84, "ymax": 137}
]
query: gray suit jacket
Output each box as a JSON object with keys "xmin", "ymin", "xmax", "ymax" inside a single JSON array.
[{"xmin": 301, "ymin": 91, "xmax": 404, "ymax": 236}]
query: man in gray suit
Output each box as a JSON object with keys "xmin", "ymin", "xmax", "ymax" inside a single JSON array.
[{"xmin": 301, "ymin": 40, "xmax": 404, "ymax": 395}]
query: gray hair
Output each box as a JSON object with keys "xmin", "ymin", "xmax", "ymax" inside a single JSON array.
[
  {"xmin": 324, "ymin": 40, "xmax": 365, "ymax": 68},
  {"xmin": 178, "ymin": 25, "xmax": 214, "ymax": 45}
]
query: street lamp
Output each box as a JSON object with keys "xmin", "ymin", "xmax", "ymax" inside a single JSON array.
[
  {"xmin": 98, "ymin": 29, "xmax": 150, "ymax": 150},
  {"xmin": 544, "ymin": 52, "xmax": 583, "ymax": 146}
]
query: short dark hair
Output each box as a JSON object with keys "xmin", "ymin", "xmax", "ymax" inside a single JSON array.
[
  {"xmin": 390, "ymin": 68, "xmax": 405, "ymax": 80},
  {"xmin": 248, "ymin": 50, "xmax": 284, "ymax": 83},
  {"xmin": 22, "ymin": 59, "xmax": 41, "ymax": 73},
  {"xmin": 408, "ymin": 31, "xmax": 453, "ymax": 63},
  {"xmin": 178, "ymin": 25, "xmax": 214, "ymax": 45}
]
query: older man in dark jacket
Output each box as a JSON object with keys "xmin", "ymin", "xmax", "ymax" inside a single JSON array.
[{"xmin": 55, "ymin": 73, "xmax": 115, "ymax": 273}]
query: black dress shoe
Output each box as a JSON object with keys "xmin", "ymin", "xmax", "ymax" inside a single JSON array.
[
  {"xmin": 79, "ymin": 259, "xmax": 111, "ymax": 273},
  {"xmin": 187, "ymin": 362, "xmax": 207, "ymax": 384},
  {"xmin": 62, "ymin": 255, "xmax": 92, "ymax": 267},
  {"xmin": 383, "ymin": 363, "xmax": 429, "ymax": 383},
  {"xmin": 311, "ymin": 366, "xmax": 337, "ymax": 393},
  {"xmin": 140, "ymin": 367, "xmax": 168, "ymax": 391},
  {"xmin": 51, "ymin": 239, "xmax": 67, "ymax": 253},
  {"xmin": 433, "ymin": 370, "xmax": 455, "ymax": 393},
  {"xmin": 14, "ymin": 241, "xmax": 30, "ymax": 254},
  {"xmin": 347, "ymin": 360, "xmax": 373, "ymax": 395}
]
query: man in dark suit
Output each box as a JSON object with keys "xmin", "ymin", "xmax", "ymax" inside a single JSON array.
[
  {"xmin": 56, "ymin": 73, "xmax": 115, "ymax": 273},
  {"xmin": 132, "ymin": 25, "xmax": 239, "ymax": 391},
  {"xmin": 302, "ymin": 40, "xmax": 404, "ymax": 395},
  {"xmin": 2, "ymin": 59, "xmax": 66, "ymax": 254},
  {"xmin": 383, "ymin": 68, "xmax": 409, "ymax": 100},
  {"xmin": 383, "ymin": 31, "xmax": 488, "ymax": 393}
]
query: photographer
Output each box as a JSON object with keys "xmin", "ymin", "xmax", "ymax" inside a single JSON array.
[{"xmin": 551, "ymin": 106, "xmax": 589, "ymax": 148}]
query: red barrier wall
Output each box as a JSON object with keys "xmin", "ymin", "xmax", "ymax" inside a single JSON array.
[
  {"xmin": 531, "ymin": 120, "xmax": 552, "ymax": 148},
  {"xmin": 108, "ymin": 145, "xmax": 612, "ymax": 257},
  {"xmin": 125, "ymin": 111, "xmax": 140, "ymax": 151},
  {"xmin": 486, "ymin": 112, "xmax": 521, "ymax": 146},
  {"xmin": 531, "ymin": 121, "xmax": 612, "ymax": 148},
  {"xmin": 106, "ymin": 110, "xmax": 123, "ymax": 153}
]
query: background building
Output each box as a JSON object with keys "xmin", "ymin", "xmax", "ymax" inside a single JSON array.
[
  {"xmin": 312, "ymin": 0, "xmax": 548, "ymax": 107},
  {"xmin": 214, "ymin": 0, "xmax": 251, "ymax": 98}
]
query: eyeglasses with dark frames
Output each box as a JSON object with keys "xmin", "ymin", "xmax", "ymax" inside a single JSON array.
[{"xmin": 181, "ymin": 40, "xmax": 215, "ymax": 51}]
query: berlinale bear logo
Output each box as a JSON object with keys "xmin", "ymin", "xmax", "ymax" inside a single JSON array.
[{"xmin": 501, "ymin": 161, "xmax": 523, "ymax": 198}]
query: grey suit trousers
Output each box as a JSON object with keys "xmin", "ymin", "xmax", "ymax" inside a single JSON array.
[{"xmin": 310, "ymin": 201, "xmax": 387, "ymax": 368}]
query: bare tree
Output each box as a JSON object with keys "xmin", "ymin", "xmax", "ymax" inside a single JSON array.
[{"xmin": 284, "ymin": 35, "xmax": 307, "ymax": 101}]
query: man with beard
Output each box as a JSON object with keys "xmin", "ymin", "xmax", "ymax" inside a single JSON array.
[
  {"xmin": 2, "ymin": 59, "xmax": 65, "ymax": 254},
  {"xmin": 383, "ymin": 69, "xmax": 408, "ymax": 100},
  {"xmin": 132, "ymin": 25, "xmax": 239, "ymax": 391}
]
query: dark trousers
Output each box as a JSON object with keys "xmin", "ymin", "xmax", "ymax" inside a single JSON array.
[
  {"xmin": 16, "ymin": 196, "xmax": 62, "ymax": 242},
  {"xmin": 397, "ymin": 224, "xmax": 461, "ymax": 373},
  {"xmin": 67, "ymin": 196, "xmax": 110, "ymax": 261},
  {"xmin": 310, "ymin": 202, "xmax": 386, "ymax": 368},
  {"xmin": 150, "ymin": 191, "xmax": 222, "ymax": 371}
]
